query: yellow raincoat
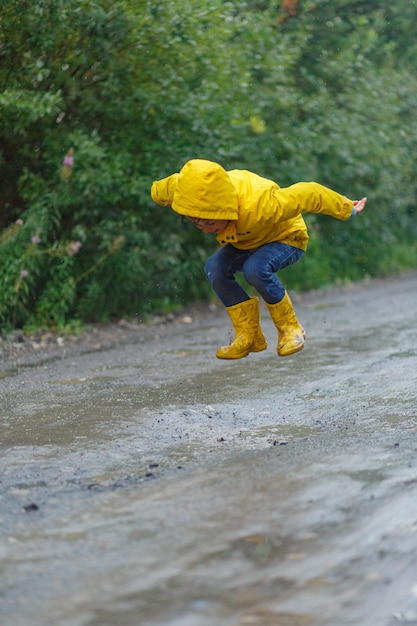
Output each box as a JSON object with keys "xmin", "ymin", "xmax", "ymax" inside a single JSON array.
[{"xmin": 151, "ymin": 159, "xmax": 354, "ymax": 251}]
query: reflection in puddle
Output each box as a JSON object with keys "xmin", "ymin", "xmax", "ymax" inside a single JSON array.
[
  {"xmin": 86, "ymin": 528, "xmax": 321, "ymax": 626},
  {"xmin": 233, "ymin": 534, "xmax": 281, "ymax": 563},
  {"xmin": 0, "ymin": 369, "xmax": 17, "ymax": 379},
  {"xmin": 348, "ymin": 469, "xmax": 386, "ymax": 484},
  {"xmin": 379, "ymin": 413, "xmax": 417, "ymax": 431},
  {"xmin": 389, "ymin": 349, "xmax": 417, "ymax": 358},
  {"xmin": 237, "ymin": 610, "xmax": 314, "ymax": 625},
  {"xmin": 213, "ymin": 530, "xmax": 320, "ymax": 567},
  {"xmin": 165, "ymin": 348, "xmax": 205, "ymax": 357}
]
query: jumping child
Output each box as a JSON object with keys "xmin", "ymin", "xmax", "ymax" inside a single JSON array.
[{"xmin": 151, "ymin": 159, "xmax": 366, "ymax": 359}]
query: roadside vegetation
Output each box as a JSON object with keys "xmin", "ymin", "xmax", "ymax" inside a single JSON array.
[{"xmin": 1, "ymin": 0, "xmax": 416, "ymax": 332}]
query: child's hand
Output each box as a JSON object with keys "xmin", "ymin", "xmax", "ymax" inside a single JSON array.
[{"xmin": 353, "ymin": 197, "xmax": 367, "ymax": 215}]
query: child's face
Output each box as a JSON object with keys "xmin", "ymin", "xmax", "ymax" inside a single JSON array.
[{"xmin": 188, "ymin": 217, "xmax": 230, "ymax": 234}]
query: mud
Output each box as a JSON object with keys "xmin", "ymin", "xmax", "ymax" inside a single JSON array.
[{"xmin": 1, "ymin": 272, "xmax": 417, "ymax": 626}]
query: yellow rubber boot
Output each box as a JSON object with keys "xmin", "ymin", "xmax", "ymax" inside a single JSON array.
[
  {"xmin": 266, "ymin": 292, "xmax": 305, "ymax": 357},
  {"xmin": 216, "ymin": 297, "xmax": 267, "ymax": 360}
]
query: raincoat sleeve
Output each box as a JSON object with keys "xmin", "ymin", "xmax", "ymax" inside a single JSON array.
[
  {"xmin": 275, "ymin": 182, "xmax": 354, "ymax": 221},
  {"xmin": 151, "ymin": 173, "xmax": 179, "ymax": 206}
]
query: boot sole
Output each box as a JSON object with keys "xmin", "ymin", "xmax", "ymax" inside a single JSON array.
[
  {"xmin": 278, "ymin": 342, "xmax": 305, "ymax": 357},
  {"xmin": 216, "ymin": 343, "xmax": 267, "ymax": 360}
]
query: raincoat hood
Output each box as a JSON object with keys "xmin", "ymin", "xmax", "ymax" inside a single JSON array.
[
  {"xmin": 150, "ymin": 173, "xmax": 178, "ymax": 206},
  {"xmin": 171, "ymin": 159, "xmax": 239, "ymax": 220}
]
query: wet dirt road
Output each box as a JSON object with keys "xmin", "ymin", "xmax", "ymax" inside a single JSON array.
[{"xmin": 1, "ymin": 272, "xmax": 417, "ymax": 626}]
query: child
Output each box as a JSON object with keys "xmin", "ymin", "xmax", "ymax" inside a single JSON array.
[{"xmin": 151, "ymin": 159, "xmax": 366, "ymax": 359}]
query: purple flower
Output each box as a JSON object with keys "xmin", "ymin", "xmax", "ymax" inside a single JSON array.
[
  {"xmin": 31, "ymin": 235, "xmax": 41, "ymax": 244},
  {"xmin": 62, "ymin": 147, "xmax": 74, "ymax": 168},
  {"xmin": 68, "ymin": 240, "xmax": 83, "ymax": 256},
  {"xmin": 20, "ymin": 269, "xmax": 28, "ymax": 278},
  {"xmin": 63, "ymin": 155, "xmax": 74, "ymax": 167},
  {"xmin": 16, "ymin": 219, "xmax": 24, "ymax": 226}
]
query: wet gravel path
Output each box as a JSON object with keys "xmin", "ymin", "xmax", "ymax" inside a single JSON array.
[{"xmin": 1, "ymin": 271, "xmax": 417, "ymax": 626}]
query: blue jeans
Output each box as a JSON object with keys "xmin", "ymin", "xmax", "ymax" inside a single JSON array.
[{"xmin": 205, "ymin": 242, "xmax": 304, "ymax": 307}]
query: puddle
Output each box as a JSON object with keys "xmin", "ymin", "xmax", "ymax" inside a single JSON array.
[
  {"xmin": 0, "ymin": 369, "xmax": 18, "ymax": 379},
  {"xmin": 237, "ymin": 611, "xmax": 315, "ymax": 625},
  {"xmin": 50, "ymin": 375, "xmax": 115, "ymax": 385},
  {"xmin": 348, "ymin": 469, "xmax": 386, "ymax": 484},
  {"xmin": 227, "ymin": 530, "xmax": 319, "ymax": 565},
  {"xmin": 383, "ymin": 413, "xmax": 417, "ymax": 426},
  {"xmin": 389, "ymin": 350, "xmax": 417, "ymax": 358},
  {"xmin": 238, "ymin": 423, "xmax": 319, "ymax": 447},
  {"xmin": 0, "ymin": 397, "xmax": 120, "ymax": 447},
  {"xmin": 166, "ymin": 348, "xmax": 206, "ymax": 356}
]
